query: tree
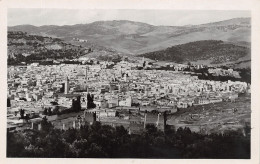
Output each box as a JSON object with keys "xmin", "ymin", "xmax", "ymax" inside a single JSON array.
[
  {"xmin": 87, "ymin": 93, "xmax": 96, "ymax": 109},
  {"xmin": 72, "ymin": 96, "xmax": 81, "ymax": 112},
  {"xmin": 7, "ymin": 131, "xmax": 26, "ymax": 157},
  {"xmin": 115, "ymin": 111, "xmax": 119, "ymax": 117},
  {"xmin": 47, "ymin": 108, "xmax": 52, "ymax": 116},
  {"xmin": 145, "ymin": 124, "xmax": 158, "ymax": 135},
  {"xmin": 6, "ymin": 121, "xmax": 250, "ymax": 158},
  {"xmin": 7, "ymin": 98, "xmax": 11, "ymax": 107},
  {"xmin": 20, "ymin": 109, "xmax": 25, "ymax": 119},
  {"xmin": 131, "ymin": 102, "xmax": 140, "ymax": 107},
  {"xmin": 52, "ymin": 106, "xmax": 60, "ymax": 115},
  {"xmin": 62, "ymin": 128, "xmax": 78, "ymax": 144},
  {"xmin": 43, "ymin": 108, "xmax": 48, "ymax": 115},
  {"xmin": 41, "ymin": 116, "xmax": 53, "ymax": 132}
]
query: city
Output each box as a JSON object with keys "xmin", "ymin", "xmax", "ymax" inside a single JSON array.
[
  {"xmin": 7, "ymin": 59, "xmax": 251, "ymax": 134},
  {"xmin": 6, "ymin": 9, "xmax": 251, "ymax": 158}
]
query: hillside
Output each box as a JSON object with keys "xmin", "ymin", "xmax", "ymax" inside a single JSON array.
[
  {"xmin": 138, "ymin": 40, "xmax": 250, "ymax": 65},
  {"xmin": 7, "ymin": 31, "xmax": 90, "ymax": 65},
  {"xmin": 8, "ymin": 31, "xmax": 124, "ymax": 65},
  {"xmin": 8, "ymin": 18, "xmax": 251, "ymax": 55}
]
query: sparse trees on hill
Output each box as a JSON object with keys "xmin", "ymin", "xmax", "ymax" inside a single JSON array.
[
  {"xmin": 8, "ymin": 31, "xmax": 87, "ymax": 65},
  {"xmin": 139, "ymin": 40, "xmax": 250, "ymax": 64}
]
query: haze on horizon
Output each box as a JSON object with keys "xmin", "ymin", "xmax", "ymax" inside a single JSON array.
[{"xmin": 8, "ymin": 9, "xmax": 250, "ymax": 27}]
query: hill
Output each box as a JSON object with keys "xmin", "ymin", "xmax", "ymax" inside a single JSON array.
[
  {"xmin": 7, "ymin": 31, "xmax": 90, "ymax": 65},
  {"xmin": 7, "ymin": 31, "xmax": 124, "ymax": 65},
  {"xmin": 138, "ymin": 40, "xmax": 250, "ymax": 65},
  {"xmin": 8, "ymin": 18, "xmax": 251, "ymax": 55}
]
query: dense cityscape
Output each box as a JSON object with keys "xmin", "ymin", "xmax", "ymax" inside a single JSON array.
[{"xmin": 7, "ymin": 58, "xmax": 251, "ymax": 131}]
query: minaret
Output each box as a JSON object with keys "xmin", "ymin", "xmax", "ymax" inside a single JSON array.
[
  {"xmin": 145, "ymin": 85, "xmax": 148, "ymax": 96},
  {"xmin": 65, "ymin": 76, "xmax": 69, "ymax": 94},
  {"xmin": 85, "ymin": 66, "xmax": 88, "ymax": 80},
  {"xmin": 118, "ymin": 84, "xmax": 121, "ymax": 92}
]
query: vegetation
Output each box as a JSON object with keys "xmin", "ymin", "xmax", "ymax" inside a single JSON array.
[
  {"xmin": 8, "ymin": 18, "xmax": 251, "ymax": 55},
  {"xmin": 7, "ymin": 118, "xmax": 250, "ymax": 158},
  {"xmin": 192, "ymin": 67, "xmax": 251, "ymax": 84},
  {"xmin": 19, "ymin": 109, "xmax": 25, "ymax": 119},
  {"xmin": 72, "ymin": 96, "xmax": 81, "ymax": 112},
  {"xmin": 43, "ymin": 96, "xmax": 82, "ymax": 116},
  {"xmin": 97, "ymin": 54, "xmax": 122, "ymax": 63},
  {"xmin": 7, "ymin": 98, "xmax": 11, "ymax": 107},
  {"xmin": 236, "ymin": 68, "xmax": 251, "ymax": 83},
  {"xmin": 147, "ymin": 65, "xmax": 251, "ymax": 84},
  {"xmin": 87, "ymin": 93, "xmax": 96, "ymax": 109},
  {"xmin": 138, "ymin": 40, "xmax": 250, "ymax": 64},
  {"xmin": 7, "ymin": 31, "xmax": 88, "ymax": 65}
]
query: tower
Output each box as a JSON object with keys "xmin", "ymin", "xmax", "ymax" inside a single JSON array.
[
  {"xmin": 118, "ymin": 84, "xmax": 121, "ymax": 92},
  {"xmin": 85, "ymin": 66, "xmax": 88, "ymax": 80},
  {"xmin": 123, "ymin": 73, "xmax": 127, "ymax": 82},
  {"xmin": 145, "ymin": 85, "xmax": 148, "ymax": 97},
  {"xmin": 65, "ymin": 76, "xmax": 69, "ymax": 94}
]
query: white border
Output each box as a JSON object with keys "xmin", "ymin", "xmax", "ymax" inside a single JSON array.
[{"xmin": 0, "ymin": 0, "xmax": 259, "ymax": 164}]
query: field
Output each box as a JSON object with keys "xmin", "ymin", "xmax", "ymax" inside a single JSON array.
[{"xmin": 168, "ymin": 94, "xmax": 251, "ymax": 133}]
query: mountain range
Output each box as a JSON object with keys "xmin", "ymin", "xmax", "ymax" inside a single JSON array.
[{"xmin": 8, "ymin": 17, "xmax": 251, "ymax": 55}]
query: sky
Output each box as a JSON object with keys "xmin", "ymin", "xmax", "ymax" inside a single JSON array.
[{"xmin": 8, "ymin": 9, "xmax": 250, "ymax": 26}]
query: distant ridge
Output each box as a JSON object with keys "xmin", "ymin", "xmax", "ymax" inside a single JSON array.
[
  {"xmin": 9, "ymin": 17, "xmax": 251, "ymax": 55},
  {"xmin": 8, "ymin": 17, "xmax": 250, "ymax": 28},
  {"xmin": 198, "ymin": 17, "xmax": 250, "ymax": 26}
]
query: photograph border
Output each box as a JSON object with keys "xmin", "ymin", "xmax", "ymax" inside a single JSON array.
[{"xmin": 1, "ymin": 0, "xmax": 260, "ymax": 163}]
